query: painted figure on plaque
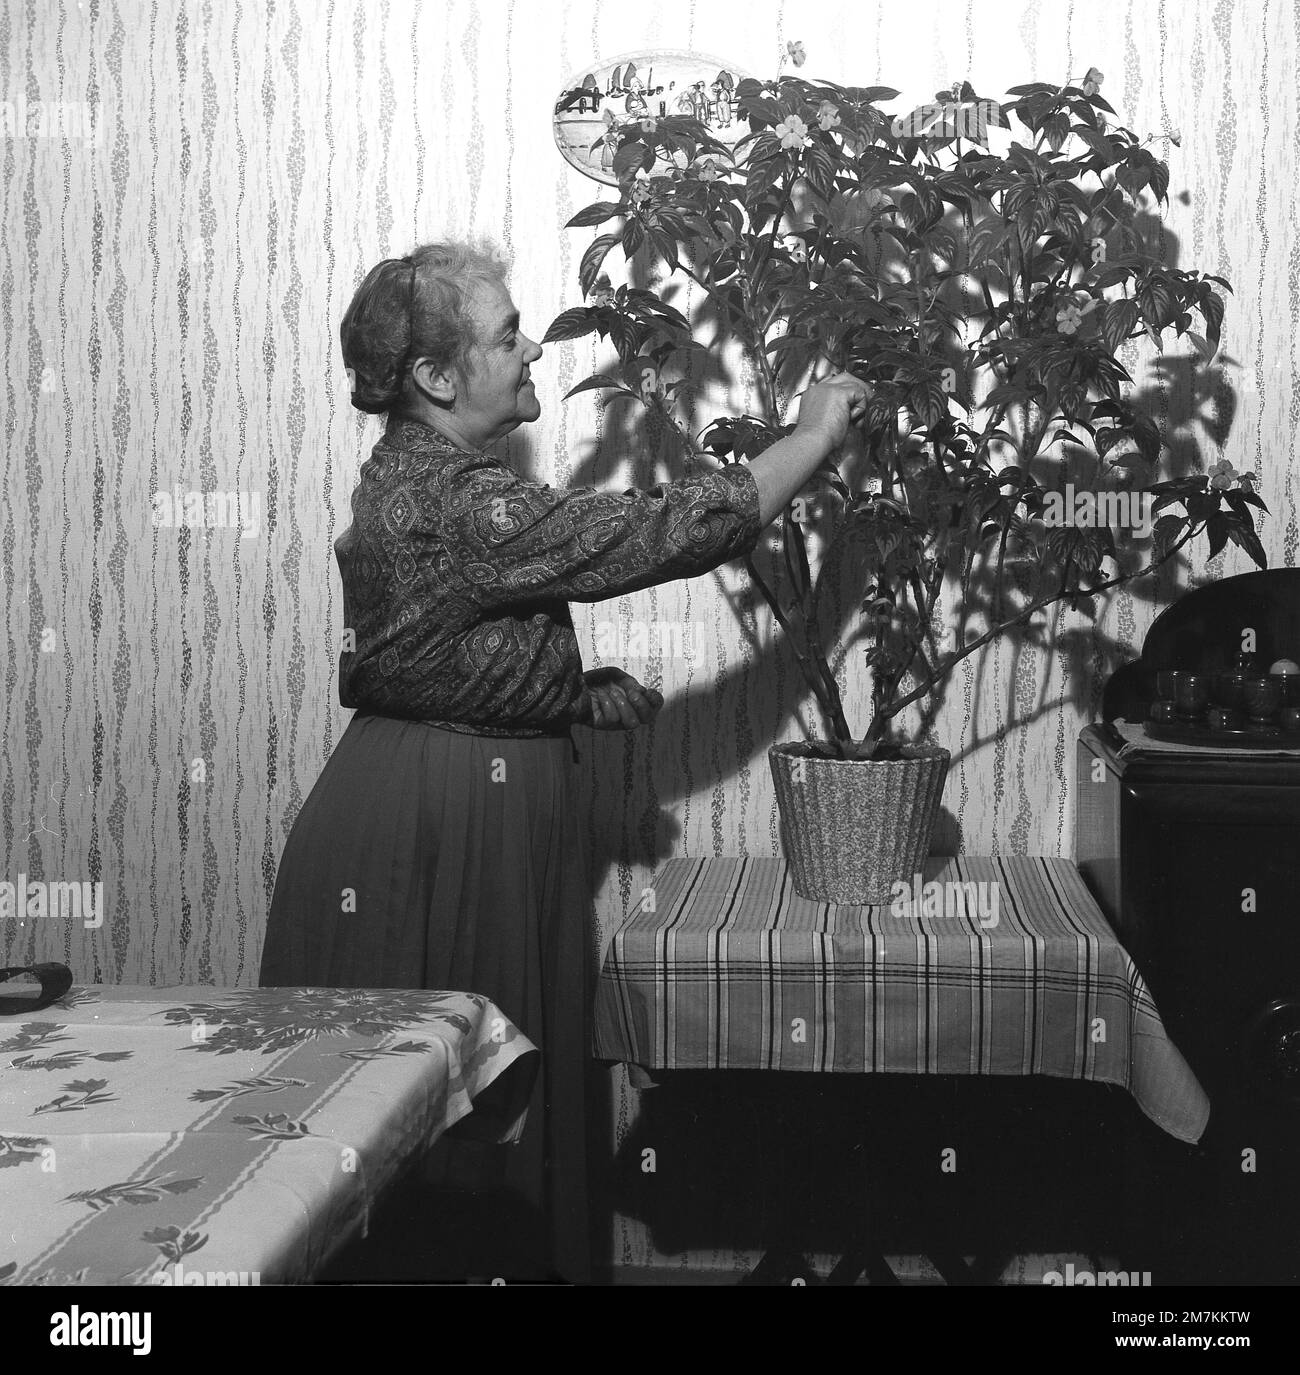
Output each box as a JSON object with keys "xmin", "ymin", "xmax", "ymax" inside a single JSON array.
[
  {"xmin": 711, "ymin": 81, "xmax": 732, "ymax": 125},
  {"xmin": 599, "ymin": 108, "xmax": 618, "ymax": 175},
  {"xmin": 552, "ymin": 49, "xmax": 751, "ymax": 185}
]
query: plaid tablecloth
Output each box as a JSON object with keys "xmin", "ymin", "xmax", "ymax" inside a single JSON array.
[
  {"xmin": 594, "ymin": 856, "xmax": 1209, "ymax": 1144},
  {"xmin": 0, "ymin": 984, "xmax": 537, "ymax": 1285}
]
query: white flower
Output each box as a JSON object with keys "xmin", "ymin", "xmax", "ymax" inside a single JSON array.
[
  {"xmin": 785, "ymin": 235, "xmax": 808, "ymax": 263},
  {"xmin": 695, "ymin": 157, "xmax": 720, "ymax": 182},
  {"xmin": 817, "ymin": 100, "xmax": 841, "ymax": 132},
  {"xmin": 1209, "ymin": 459, "xmax": 1238, "ymax": 490},
  {"xmin": 774, "ymin": 114, "xmax": 812, "ymax": 150},
  {"xmin": 786, "ymin": 40, "xmax": 806, "ymax": 67}
]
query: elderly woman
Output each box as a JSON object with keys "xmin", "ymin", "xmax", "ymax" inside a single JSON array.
[{"xmin": 258, "ymin": 241, "xmax": 868, "ymax": 1283}]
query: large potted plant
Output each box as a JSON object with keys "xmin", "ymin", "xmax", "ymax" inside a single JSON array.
[{"xmin": 545, "ymin": 52, "xmax": 1264, "ymax": 901}]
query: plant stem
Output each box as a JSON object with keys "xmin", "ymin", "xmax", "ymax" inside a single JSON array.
[
  {"xmin": 753, "ymin": 331, "xmax": 782, "ymax": 421},
  {"xmin": 876, "ymin": 523, "xmax": 1202, "ymax": 723},
  {"xmin": 677, "ymin": 258, "xmax": 747, "ymax": 343},
  {"xmin": 674, "ymin": 211, "xmax": 846, "ymax": 747},
  {"xmin": 747, "ymin": 165, "xmax": 796, "ymax": 420},
  {"xmin": 744, "ymin": 550, "xmax": 850, "ymax": 750},
  {"xmin": 799, "ymin": 560, "xmax": 855, "ymax": 750}
]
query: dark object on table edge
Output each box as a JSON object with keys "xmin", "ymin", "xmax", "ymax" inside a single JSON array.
[{"xmin": 0, "ymin": 962, "xmax": 73, "ymax": 1015}]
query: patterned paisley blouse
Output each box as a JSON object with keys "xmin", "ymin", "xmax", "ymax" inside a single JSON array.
[{"xmin": 334, "ymin": 417, "xmax": 763, "ymax": 739}]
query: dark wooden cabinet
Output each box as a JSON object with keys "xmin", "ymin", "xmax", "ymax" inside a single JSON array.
[{"xmin": 1075, "ymin": 572, "xmax": 1300, "ymax": 1282}]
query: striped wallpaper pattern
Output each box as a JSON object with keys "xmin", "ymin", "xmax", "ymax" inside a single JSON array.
[{"xmin": 2, "ymin": 0, "xmax": 1297, "ymax": 1271}]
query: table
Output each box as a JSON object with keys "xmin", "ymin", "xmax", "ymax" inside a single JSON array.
[
  {"xmin": 0, "ymin": 984, "xmax": 537, "ymax": 1286},
  {"xmin": 595, "ymin": 855, "xmax": 1209, "ymax": 1145}
]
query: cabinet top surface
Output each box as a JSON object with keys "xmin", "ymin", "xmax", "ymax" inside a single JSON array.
[{"xmin": 1080, "ymin": 721, "xmax": 1300, "ymax": 782}]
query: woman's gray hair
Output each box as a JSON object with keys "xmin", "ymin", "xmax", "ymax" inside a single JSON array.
[{"xmin": 340, "ymin": 240, "xmax": 509, "ymax": 415}]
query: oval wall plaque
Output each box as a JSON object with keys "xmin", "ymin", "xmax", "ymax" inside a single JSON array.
[{"xmin": 553, "ymin": 48, "xmax": 752, "ymax": 185}]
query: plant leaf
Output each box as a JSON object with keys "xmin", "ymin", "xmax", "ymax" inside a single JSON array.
[
  {"xmin": 622, "ymin": 217, "xmax": 646, "ymax": 258},
  {"xmin": 1225, "ymin": 517, "xmax": 1268, "ymax": 569},
  {"xmin": 1200, "ymin": 289, "xmax": 1225, "ymax": 352},
  {"xmin": 562, "ymin": 373, "xmax": 630, "ymax": 401},
  {"xmin": 612, "ymin": 141, "xmax": 653, "ymax": 180},
  {"xmin": 578, "ymin": 234, "xmax": 619, "ymax": 297},
  {"xmin": 1101, "ymin": 298, "xmax": 1141, "ymax": 353},
  {"xmin": 1204, "ymin": 513, "xmax": 1230, "ymax": 561},
  {"xmin": 566, "ymin": 201, "xmax": 623, "ymax": 229},
  {"xmin": 542, "ymin": 307, "xmax": 599, "ymax": 345}
]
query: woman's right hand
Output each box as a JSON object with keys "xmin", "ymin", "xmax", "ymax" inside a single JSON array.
[
  {"xmin": 746, "ymin": 371, "xmax": 874, "ymax": 524},
  {"xmin": 794, "ymin": 372, "xmax": 872, "ymax": 452}
]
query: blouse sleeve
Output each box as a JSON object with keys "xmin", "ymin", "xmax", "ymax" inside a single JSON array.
[{"xmin": 436, "ymin": 455, "xmax": 763, "ymax": 610}]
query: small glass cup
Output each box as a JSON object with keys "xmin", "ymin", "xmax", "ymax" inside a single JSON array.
[
  {"xmin": 1174, "ymin": 673, "xmax": 1209, "ymax": 719},
  {"xmin": 1155, "ymin": 669, "xmax": 1181, "ymax": 700},
  {"xmin": 1206, "ymin": 704, "xmax": 1242, "ymax": 732},
  {"xmin": 1270, "ymin": 670, "xmax": 1300, "ymax": 707},
  {"xmin": 1243, "ymin": 674, "xmax": 1282, "ymax": 722},
  {"xmin": 1280, "ymin": 706, "xmax": 1300, "ymax": 733},
  {"xmin": 1212, "ymin": 669, "xmax": 1250, "ymax": 709},
  {"xmin": 1149, "ymin": 697, "xmax": 1178, "ymax": 724}
]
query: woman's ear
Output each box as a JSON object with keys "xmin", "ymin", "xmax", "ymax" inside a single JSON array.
[{"xmin": 409, "ymin": 356, "xmax": 457, "ymax": 407}]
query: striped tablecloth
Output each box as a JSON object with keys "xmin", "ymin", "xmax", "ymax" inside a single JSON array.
[
  {"xmin": 594, "ymin": 856, "xmax": 1209, "ymax": 1144},
  {"xmin": 0, "ymin": 984, "xmax": 537, "ymax": 1286}
]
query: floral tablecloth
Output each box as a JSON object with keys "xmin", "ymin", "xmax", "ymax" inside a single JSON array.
[{"xmin": 0, "ymin": 984, "xmax": 538, "ymax": 1285}]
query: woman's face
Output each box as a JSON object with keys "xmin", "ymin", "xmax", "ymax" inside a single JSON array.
[{"xmin": 458, "ymin": 277, "xmax": 544, "ymax": 441}]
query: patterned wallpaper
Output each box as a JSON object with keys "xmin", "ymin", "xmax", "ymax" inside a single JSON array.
[{"xmin": 2, "ymin": 0, "xmax": 1297, "ymax": 1271}]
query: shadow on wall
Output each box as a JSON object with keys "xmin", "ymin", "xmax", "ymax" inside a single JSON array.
[
  {"xmin": 501, "ymin": 197, "xmax": 1240, "ymax": 875},
  {"xmin": 491, "ymin": 210, "xmax": 1241, "ymax": 1288}
]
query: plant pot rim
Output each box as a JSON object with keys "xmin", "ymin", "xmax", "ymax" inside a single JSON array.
[{"xmin": 768, "ymin": 740, "xmax": 950, "ymax": 763}]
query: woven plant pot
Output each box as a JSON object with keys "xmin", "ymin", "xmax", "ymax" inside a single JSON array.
[{"xmin": 768, "ymin": 741, "xmax": 951, "ymax": 903}]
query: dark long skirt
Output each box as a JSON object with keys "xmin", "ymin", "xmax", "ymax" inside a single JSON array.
[{"xmin": 258, "ymin": 711, "xmax": 593, "ymax": 1283}]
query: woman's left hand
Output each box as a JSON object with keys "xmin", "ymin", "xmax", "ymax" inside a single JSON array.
[{"xmin": 581, "ymin": 667, "xmax": 664, "ymax": 730}]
